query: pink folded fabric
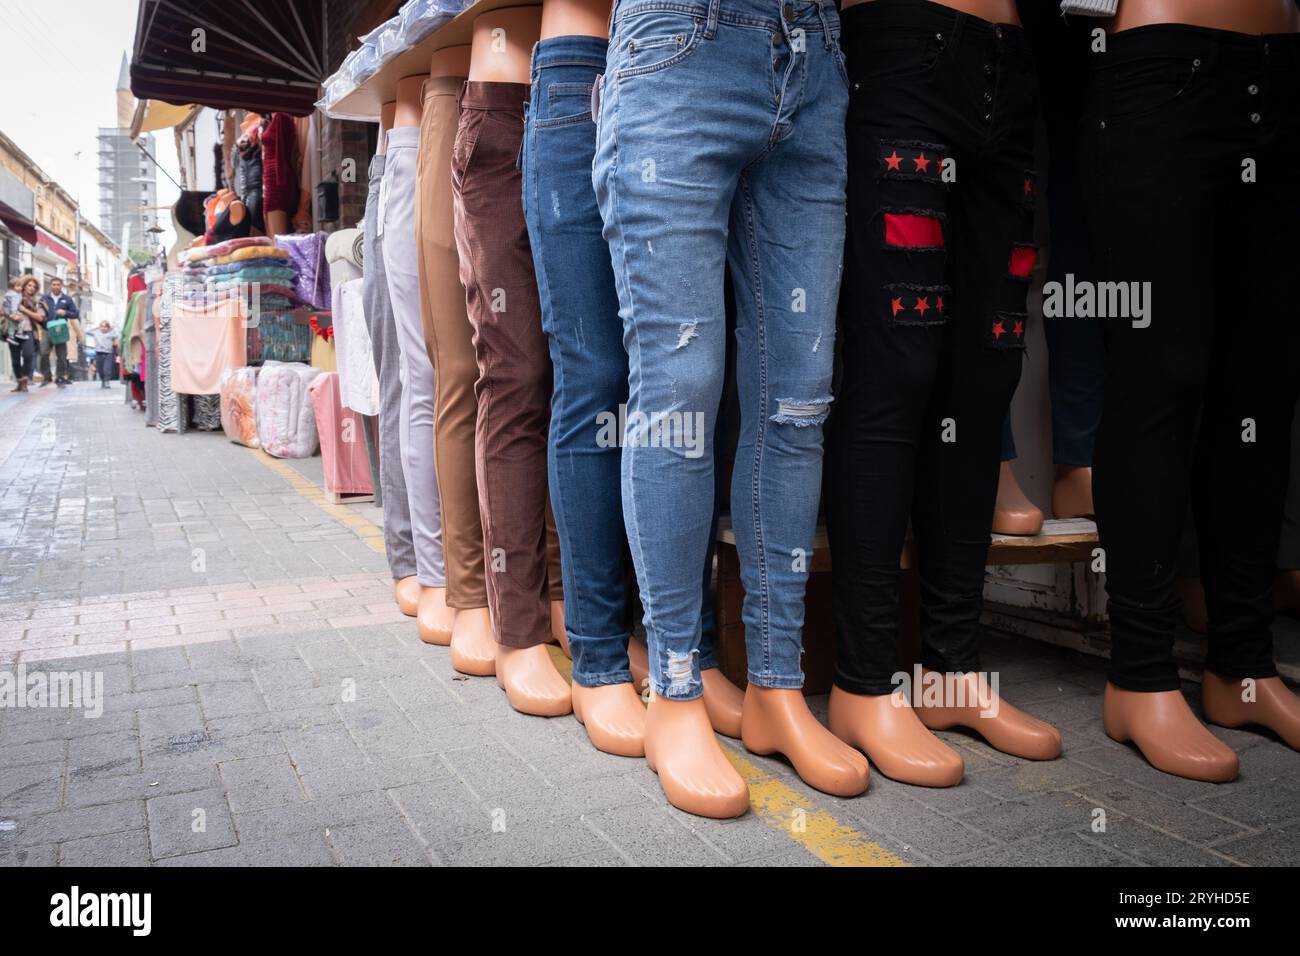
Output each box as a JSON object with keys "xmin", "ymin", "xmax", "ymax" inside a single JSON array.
[
  {"xmin": 309, "ymin": 372, "xmax": 372, "ymax": 495},
  {"xmin": 171, "ymin": 300, "xmax": 249, "ymax": 395}
]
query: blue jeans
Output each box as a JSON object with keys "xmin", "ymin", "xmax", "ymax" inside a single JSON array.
[
  {"xmin": 524, "ymin": 34, "xmax": 719, "ymax": 687},
  {"xmin": 594, "ymin": 0, "xmax": 848, "ymax": 698}
]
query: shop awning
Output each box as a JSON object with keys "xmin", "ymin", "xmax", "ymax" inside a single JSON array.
[
  {"xmin": 0, "ymin": 166, "xmax": 37, "ymax": 246},
  {"xmin": 130, "ymin": 99, "xmax": 200, "ymax": 138},
  {"xmin": 130, "ymin": 0, "xmax": 327, "ymax": 117},
  {"xmin": 0, "ymin": 207, "xmax": 37, "ymax": 247},
  {"xmin": 36, "ymin": 228, "xmax": 78, "ymax": 266}
]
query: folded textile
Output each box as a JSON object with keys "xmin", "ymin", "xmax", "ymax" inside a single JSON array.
[
  {"xmin": 182, "ymin": 236, "xmax": 274, "ymax": 264},
  {"xmin": 209, "ymin": 245, "xmax": 291, "ymax": 267},
  {"xmin": 257, "ymin": 361, "xmax": 320, "ymax": 458},
  {"xmin": 208, "ymin": 267, "xmax": 296, "ymax": 286},
  {"xmin": 274, "ymin": 233, "xmax": 330, "ymax": 309},
  {"xmin": 204, "ymin": 258, "xmax": 297, "ymax": 278},
  {"xmin": 171, "ymin": 300, "xmax": 249, "ymax": 394},
  {"xmin": 220, "ymin": 366, "xmax": 261, "ymax": 448}
]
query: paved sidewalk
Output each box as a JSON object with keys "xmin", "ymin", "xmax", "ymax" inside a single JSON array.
[{"xmin": 1, "ymin": 383, "xmax": 1298, "ymax": 866}]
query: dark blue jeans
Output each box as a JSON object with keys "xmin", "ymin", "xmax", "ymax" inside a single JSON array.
[{"xmin": 522, "ymin": 35, "xmax": 719, "ymax": 687}]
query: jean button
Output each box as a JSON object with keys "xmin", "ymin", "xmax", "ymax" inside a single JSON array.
[
  {"xmin": 1248, "ymin": 83, "xmax": 1260, "ymax": 95},
  {"xmin": 995, "ymin": 26, "xmax": 1003, "ymax": 40},
  {"xmin": 772, "ymin": 32, "xmax": 783, "ymax": 46},
  {"xmin": 1250, "ymin": 112, "xmax": 1262, "ymax": 124},
  {"xmin": 983, "ymin": 91, "xmax": 992, "ymax": 103},
  {"xmin": 984, "ymin": 64, "xmax": 993, "ymax": 76}
]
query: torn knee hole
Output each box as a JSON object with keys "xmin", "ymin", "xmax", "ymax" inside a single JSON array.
[{"xmin": 772, "ymin": 396, "xmax": 833, "ymax": 427}]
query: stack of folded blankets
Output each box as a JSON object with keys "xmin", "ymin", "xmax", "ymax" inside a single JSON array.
[{"xmin": 179, "ymin": 236, "xmax": 297, "ymax": 311}]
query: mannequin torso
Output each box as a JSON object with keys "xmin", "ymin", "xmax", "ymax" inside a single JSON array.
[
  {"xmin": 1109, "ymin": 0, "xmax": 1300, "ymax": 35},
  {"xmin": 394, "ymin": 75, "xmax": 427, "ymax": 128},
  {"xmin": 429, "ymin": 44, "xmax": 472, "ymax": 78},
  {"xmin": 540, "ymin": 0, "xmax": 611, "ymax": 39},
  {"xmin": 842, "ymin": 0, "xmax": 1021, "ymax": 25},
  {"xmin": 469, "ymin": 6, "xmax": 543, "ymax": 82}
]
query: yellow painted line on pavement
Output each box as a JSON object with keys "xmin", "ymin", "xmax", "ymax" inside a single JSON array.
[
  {"xmin": 247, "ymin": 448, "xmax": 387, "ymax": 554},
  {"xmin": 250, "ymin": 452, "xmax": 902, "ymax": 866}
]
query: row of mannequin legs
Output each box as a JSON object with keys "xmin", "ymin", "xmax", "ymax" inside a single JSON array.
[{"xmin": 362, "ymin": 0, "xmax": 1300, "ymax": 818}]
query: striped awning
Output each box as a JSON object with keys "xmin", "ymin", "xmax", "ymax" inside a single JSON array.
[{"xmin": 129, "ymin": 0, "xmax": 327, "ymax": 117}]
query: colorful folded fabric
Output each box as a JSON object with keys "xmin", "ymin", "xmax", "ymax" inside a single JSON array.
[
  {"xmin": 209, "ymin": 245, "xmax": 290, "ymax": 266},
  {"xmin": 204, "ymin": 258, "xmax": 296, "ymax": 277},
  {"xmin": 181, "ymin": 236, "xmax": 274, "ymax": 264}
]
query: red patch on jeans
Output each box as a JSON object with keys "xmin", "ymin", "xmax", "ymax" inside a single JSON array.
[
  {"xmin": 1007, "ymin": 244, "xmax": 1037, "ymax": 278},
  {"xmin": 884, "ymin": 213, "xmax": 944, "ymax": 250}
]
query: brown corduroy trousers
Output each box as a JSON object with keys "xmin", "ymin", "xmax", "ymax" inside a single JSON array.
[
  {"xmin": 450, "ymin": 80, "xmax": 562, "ymax": 648},
  {"xmin": 417, "ymin": 76, "xmax": 487, "ymax": 611}
]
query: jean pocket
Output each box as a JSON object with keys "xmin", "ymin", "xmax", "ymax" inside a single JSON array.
[
  {"xmin": 614, "ymin": 11, "xmax": 703, "ymax": 80},
  {"xmin": 1097, "ymin": 56, "xmax": 1201, "ymax": 125},
  {"xmin": 536, "ymin": 81, "xmax": 595, "ymax": 128},
  {"xmin": 849, "ymin": 34, "xmax": 943, "ymax": 86}
]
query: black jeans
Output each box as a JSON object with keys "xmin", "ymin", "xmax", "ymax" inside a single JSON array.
[
  {"xmin": 1002, "ymin": 2, "xmax": 1105, "ymax": 467},
  {"xmin": 51, "ymin": 342, "xmax": 69, "ymax": 384},
  {"xmin": 94, "ymin": 351, "xmax": 114, "ymax": 384},
  {"xmin": 1082, "ymin": 26, "xmax": 1300, "ymax": 691},
  {"xmin": 827, "ymin": 0, "xmax": 1037, "ymax": 696},
  {"xmin": 8, "ymin": 336, "xmax": 36, "ymax": 380}
]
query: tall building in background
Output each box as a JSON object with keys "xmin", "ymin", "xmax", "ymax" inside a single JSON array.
[{"xmin": 97, "ymin": 53, "xmax": 157, "ymax": 256}]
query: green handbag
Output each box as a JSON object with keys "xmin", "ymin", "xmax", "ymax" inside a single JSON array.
[{"xmin": 46, "ymin": 317, "xmax": 70, "ymax": 345}]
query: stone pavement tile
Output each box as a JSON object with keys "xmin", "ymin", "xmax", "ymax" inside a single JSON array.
[
  {"xmin": 145, "ymin": 788, "xmax": 236, "ymax": 859},
  {"xmin": 585, "ymin": 803, "xmax": 731, "ymax": 866},
  {"xmin": 1234, "ymin": 735, "xmax": 1300, "ymax": 777},
  {"xmin": 58, "ymin": 828, "xmax": 151, "ymax": 866},
  {"xmin": 231, "ymin": 791, "xmax": 394, "ymax": 843},
  {"xmin": 440, "ymin": 742, "xmax": 552, "ymax": 802},
  {"xmin": 64, "ymin": 767, "xmax": 218, "ymax": 810},
  {"xmin": 741, "ymin": 847, "xmax": 827, "ymax": 867},
  {"xmin": 843, "ymin": 794, "xmax": 997, "ymax": 864},
  {"xmin": 0, "ymin": 762, "xmax": 64, "ymax": 816},
  {"xmin": 197, "ymin": 680, "xmax": 266, "ymax": 719},
  {"xmin": 326, "ymin": 812, "xmax": 433, "ymax": 866},
  {"xmin": 297, "ymin": 755, "xmax": 451, "ymax": 801},
  {"xmin": 155, "ymin": 832, "xmax": 335, "ymax": 867},
  {"xmin": 218, "ymin": 754, "xmax": 307, "ymax": 813},
  {"xmin": 4, "ymin": 800, "xmax": 145, "ymax": 848},
  {"xmin": 103, "ymin": 686, "xmax": 199, "ymax": 716},
  {"xmin": 1, "ymin": 737, "xmax": 66, "ymax": 768},
  {"xmin": 954, "ymin": 791, "xmax": 1105, "ymax": 844},
  {"xmin": 1071, "ymin": 779, "xmax": 1250, "ymax": 846},
  {"xmin": 955, "ymin": 830, "xmax": 1131, "ymax": 866},
  {"xmin": 966, "ymin": 756, "xmax": 1115, "ymax": 800},
  {"xmin": 339, "ymin": 699, "xmax": 437, "ymax": 762},
  {"xmin": 1212, "ymin": 819, "xmax": 1300, "ymax": 866},
  {"xmin": 0, "ymin": 845, "xmax": 57, "ymax": 866},
  {"xmin": 539, "ymin": 852, "xmax": 630, "ymax": 866},
  {"xmin": 0, "ymin": 710, "xmax": 135, "ymax": 745},
  {"xmin": 379, "ymin": 670, "xmax": 462, "ymax": 712},
  {"xmin": 281, "ymin": 724, "xmax": 368, "ymax": 774},
  {"xmin": 1080, "ymin": 817, "xmax": 1236, "ymax": 867},
  {"xmin": 204, "ymin": 705, "xmax": 342, "ymax": 740},
  {"xmin": 1191, "ymin": 780, "xmax": 1300, "ymax": 830},
  {"xmin": 389, "ymin": 777, "xmax": 493, "ymax": 849},
  {"xmin": 664, "ymin": 802, "xmax": 807, "ymax": 864},
  {"xmin": 137, "ymin": 701, "xmax": 206, "ymax": 743},
  {"xmin": 67, "ymin": 729, "xmax": 141, "ymax": 776},
  {"xmin": 130, "ymin": 646, "xmax": 189, "ymax": 675}
]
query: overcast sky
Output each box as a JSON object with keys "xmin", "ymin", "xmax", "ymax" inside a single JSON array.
[{"xmin": 0, "ymin": 0, "xmax": 181, "ymax": 246}]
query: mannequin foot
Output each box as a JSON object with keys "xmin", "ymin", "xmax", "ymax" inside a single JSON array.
[
  {"xmin": 394, "ymin": 575, "xmax": 419, "ymax": 617},
  {"xmin": 914, "ymin": 669, "xmax": 1062, "ymax": 760},
  {"xmin": 1051, "ymin": 464, "xmax": 1094, "ymax": 519},
  {"xmin": 496, "ymin": 643, "xmax": 573, "ymax": 717},
  {"xmin": 1275, "ymin": 569, "xmax": 1300, "ymax": 614},
  {"xmin": 741, "ymin": 685, "xmax": 870, "ymax": 797},
  {"xmin": 1103, "ymin": 683, "xmax": 1238, "ymax": 782},
  {"xmin": 992, "ymin": 460, "xmax": 1044, "ymax": 536},
  {"xmin": 827, "ymin": 686, "xmax": 964, "ymax": 787},
  {"xmin": 628, "ymin": 641, "xmax": 742, "ymax": 738},
  {"xmin": 449, "ymin": 606, "xmax": 495, "ymax": 677},
  {"xmin": 550, "ymin": 600, "xmax": 570, "ymax": 658},
  {"xmin": 417, "ymin": 586, "xmax": 456, "ymax": 646},
  {"xmin": 572, "ymin": 682, "xmax": 646, "ymax": 757},
  {"xmin": 1202, "ymin": 672, "xmax": 1300, "ymax": 751},
  {"xmin": 1175, "ymin": 576, "xmax": 1208, "ymax": 634},
  {"xmin": 645, "ymin": 695, "xmax": 749, "ymax": 818}
]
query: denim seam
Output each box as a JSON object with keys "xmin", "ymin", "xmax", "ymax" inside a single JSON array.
[
  {"xmin": 616, "ymin": 4, "xmax": 829, "ymax": 34},
  {"xmin": 739, "ymin": 176, "xmax": 772, "ymax": 678},
  {"xmin": 534, "ymin": 112, "xmax": 593, "ymax": 130},
  {"xmin": 616, "ymin": 18, "xmax": 704, "ymax": 80}
]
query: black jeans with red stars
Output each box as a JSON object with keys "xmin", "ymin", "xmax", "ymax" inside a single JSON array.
[
  {"xmin": 1082, "ymin": 26, "xmax": 1300, "ymax": 692},
  {"xmin": 826, "ymin": 0, "xmax": 1038, "ymax": 696}
]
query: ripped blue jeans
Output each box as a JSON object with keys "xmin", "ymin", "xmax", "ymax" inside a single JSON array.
[{"xmin": 593, "ymin": 0, "xmax": 848, "ymax": 697}]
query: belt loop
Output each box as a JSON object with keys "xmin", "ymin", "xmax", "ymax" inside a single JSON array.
[
  {"xmin": 816, "ymin": 0, "xmax": 833, "ymax": 49},
  {"xmin": 704, "ymin": 0, "xmax": 720, "ymax": 40}
]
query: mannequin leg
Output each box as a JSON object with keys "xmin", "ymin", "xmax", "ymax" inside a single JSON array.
[
  {"xmin": 725, "ymin": 56, "xmax": 867, "ymax": 797},
  {"xmin": 524, "ymin": 37, "xmax": 637, "ymax": 748},
  {"xmin": 361, "ymin": 153, "xmax": 419, "ymax": 602},
  {"xmin": 381, "ymin": 128, "xmax": 450, "ymax": 645},
  {"xmin": 453, "ymin": 82, "xmax": 568, "ymax": 714}
]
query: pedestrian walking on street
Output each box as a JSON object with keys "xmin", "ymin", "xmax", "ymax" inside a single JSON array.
[
  {"xmin": 86, "ymin": 320, "xmax": 119, "ymax": 388},
  {"xmin": 6, "ymin": 277, "xmax": 42, "ymax": 392},
  {"xmin": 39, "ymin": 278, "xmax": 78, "ymax": 388}
]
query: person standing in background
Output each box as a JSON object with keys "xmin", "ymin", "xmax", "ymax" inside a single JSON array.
[
  {"xmin": 39, "ymin": 277, "xmax": 79, "ymax": 387},
  {"xmin": 86, "ymin": 320, "xmax": 119, "ymax": 388}
]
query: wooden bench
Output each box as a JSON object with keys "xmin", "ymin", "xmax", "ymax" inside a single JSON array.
[{"xmin": 713, "ymin": 517, "xmax": 1100, "ymax": 693}]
